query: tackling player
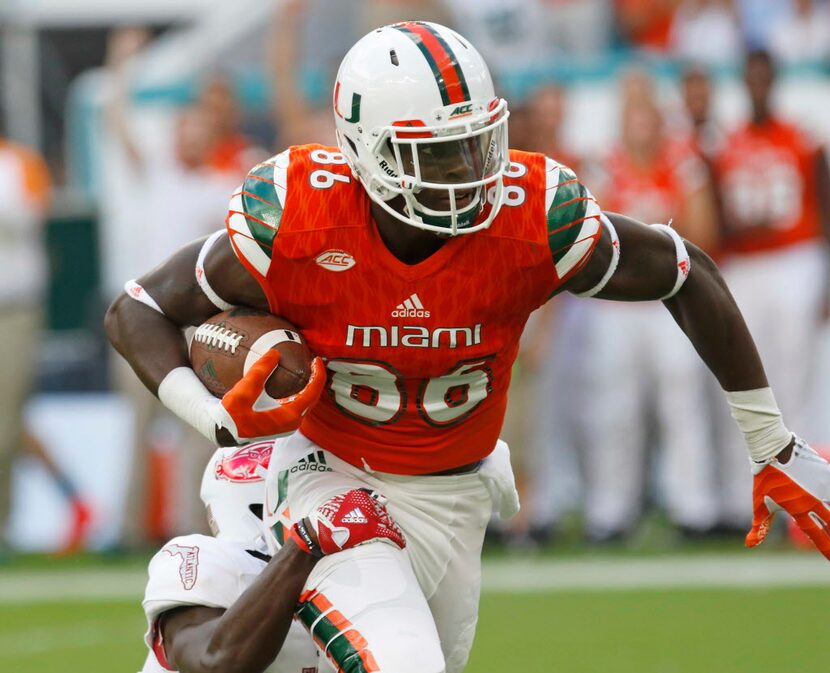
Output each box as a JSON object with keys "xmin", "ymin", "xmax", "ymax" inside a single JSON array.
[
  {"xmin": 141, "ymin": 441, "xmax": 404, "ymax": 673},
  {"xmin": 108, "ymin": 22, "xmax": 830, "ymax": 673}
]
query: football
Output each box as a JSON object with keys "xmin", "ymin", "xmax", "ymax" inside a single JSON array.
[{"xmin": 189, "ymin": 308, "xmax": 313, "ymax": 399}]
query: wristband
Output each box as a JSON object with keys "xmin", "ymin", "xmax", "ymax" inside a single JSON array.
[
  {"xmin": 289, "ymin": 519, "xmax": 323, "ymax": 558},
  {"xmin": 158, "ymin": 367, "xmax": 235, "ymax": 443},
  {"xmin": 725, "ymin": 387, "xmax": 792, "ymax": 463}
]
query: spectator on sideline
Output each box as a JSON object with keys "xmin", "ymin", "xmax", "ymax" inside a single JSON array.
[
  {"xmin": 269, "ymin": 0, "xmax": 338, "ymax": 148},
  {"xmin": 680, "ymin": 65, "xmax": 726, "ymax": 162},
  {"xmin": 495, "ymin": 84, "xmax": 585, "ymax": 544},
  {"xmin": 770, "ymin": 0, "xmax": 830, "ymax": 66},
  {"xmin": 670, "ymin": 0, "xmax": 742, "ymax": 65},
  {"xmin": 579, "ymin": 78, "xmax": 719, "ymax": 542},
  {"xmin": 21, "ymin": 429, "xmax": 93, "ymax": 554},
  {"xmin": 735, "ymin": 0, "xmax": 794, "ymax": 49},
  {"xmin": 0, "ymin": 135, "xmax": 50, "ymax": 554},
  {"xmin": 197, "ymin": 74, "xmax": 267, "ymax": 177},
  {"xmin": 525, "ymin": 84, "xmax": 581, "ymax": 171},
  {"xmin": 615, "ymin": 0, "xmax": 680, "ymax": 52},
  {"xmin": 104, "ymin": 27, "xmax": 243, "ymax": 548},
  {"xmin": 545, "ymin": 0, "xmax": 613, "ymax": 58},
  {"xmin": 269, "ymin": 1, "xmax": 457, "ymax": 148},
  {"xmin": 679, "ymin": 65, "xmax": 727, "ymax": 259},
  {"xmin": 712, "ymin": 49, "xmax": 830, "ymax": 529},
  {"xmin": 445, "ymin": 0, "xmax": 558, "ymax": 77}
]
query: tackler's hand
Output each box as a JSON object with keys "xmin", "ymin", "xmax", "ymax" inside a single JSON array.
[
  {"xmin": 746, "ymin": 437, "xmax": 830, "ymax": 561},
  {"xmin": 289, "ymin": 488, "xmax": 406, "ymax": 557},
  {"xmin": 218, "ymin": 351, "xmax": 326, "ymax": 442}
]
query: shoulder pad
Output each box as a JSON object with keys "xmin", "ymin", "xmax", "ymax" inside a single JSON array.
[
  {"xmin": 227, "ymin": 150, "xmax": 290, "ymax": 277},
  {"xmin": 142, "ymin": 534, "xmax": 265, "ymax": 628},
  {"xmin": 544, "ymin": 157, "xmax": 603, "ymax": 281}
]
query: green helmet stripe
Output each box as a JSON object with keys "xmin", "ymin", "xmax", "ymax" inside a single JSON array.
[{"xmin": 393, "ymin": 22, "xmax": 471, "ymax": 106}]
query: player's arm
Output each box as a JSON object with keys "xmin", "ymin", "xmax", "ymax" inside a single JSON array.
[
  {"xmin": 161, "ymin": 538, "xmax": 314, "ymax": 673},
  {"xmin": 106, "ymin": 234, "xmax": 267, "ymax": 393},
  {"xmin": 105, "ymin": 232, "xmax": 324, "ymax": 446},
  {"xmin": 158, "ymin": 491, "xmax": 405, "ymax": 673},
  {"xmin": 543, "ymin": 162, "xmax": 763, "ymax": 392},
  {"xmin": 566, "ymin": 212, "xmax": 768, "ymax": 392},
  {"xmin": 563, "ymin": 212, "xmax": 830, "ymax": 559}
]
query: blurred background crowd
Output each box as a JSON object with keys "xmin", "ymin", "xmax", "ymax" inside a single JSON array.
[{"xmin": 2, "ymin": 0, "xmax": 830, "ymax": 556}]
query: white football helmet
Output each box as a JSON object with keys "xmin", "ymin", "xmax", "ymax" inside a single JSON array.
[
  {"xmin": 200, "ymin": 441, "xmax": 277, "ymax": 555},
  {"xmin": 334, "ymin": 21, "xmax": 510, "ymax": 236}
]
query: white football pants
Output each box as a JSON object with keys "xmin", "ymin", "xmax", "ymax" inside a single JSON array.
[
  {"xmin": 714, "ymin": 241, "xmax": 827, "ymax": 525},
  {"xmin": 266, "ymin": 432, "xmax": 515, "ymax": 673}
]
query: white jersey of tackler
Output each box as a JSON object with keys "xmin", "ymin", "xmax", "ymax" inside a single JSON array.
[{"xmin": 140, "ymin": 533, "xmax": 319, "ymax": 673}]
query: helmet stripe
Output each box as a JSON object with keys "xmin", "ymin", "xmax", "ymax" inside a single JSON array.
[{"xmin": 393, "ymin": 22, "xmax": 471, "ymax": 105}]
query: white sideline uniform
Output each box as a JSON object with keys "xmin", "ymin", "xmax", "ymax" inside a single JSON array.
[
  {"xmin": 140, "ymin": 534, "xmax": 319, "ymax": 673},
  {"xmin": 266, "ymin": 432, "xmax": 519, "ymax": 673},
  {"xmin": 714, "ymin": 240, "xmax": 827, "ymax": 525},
  {"xmin": 578, "ymin": 300, "xmax": 718, "ymax": 535}
]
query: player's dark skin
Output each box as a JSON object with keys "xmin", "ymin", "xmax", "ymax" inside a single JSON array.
[
  {"xmin": 158, "ymin": 535, "xmax": 316, "ymax": 673},
  {"xmin": 105, "ymin": 145, "xmax": 795, "ymax": 462}
]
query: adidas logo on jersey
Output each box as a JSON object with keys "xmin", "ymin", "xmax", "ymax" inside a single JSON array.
[
  {"xmin": 290, "ymin": 450, "xmax": 333, "ymax": 474},
  {"xmin": 341, "ymin": 507, "xmax": 368, "ymax": 524},
  {"xmin": 392, "ymin": 293, "xmax": 430, "ymax": 318}
]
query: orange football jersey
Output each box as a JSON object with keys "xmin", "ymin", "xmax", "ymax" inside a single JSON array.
[
  {"xmin": 227, "ymin": 145, "xmax": 602, "ymax": 474},
  {"xmin": 593, "ymin": 139, "xmax": 706, "ymax": 228},
  {"xmin": 715, "ymin": 117, "xmax": 821, "ymax": 254}
]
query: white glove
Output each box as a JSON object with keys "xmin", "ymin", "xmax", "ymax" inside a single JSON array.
[{"xmin": 746, "ymin": 436, "xmax": 830, "ymax": 561}]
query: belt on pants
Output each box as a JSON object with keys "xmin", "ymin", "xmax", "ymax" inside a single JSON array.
[{"xmin": 424, "ymin": 460, "xmax": 483, "ymax": 477}]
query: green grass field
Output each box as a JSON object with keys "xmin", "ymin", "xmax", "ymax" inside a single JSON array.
[
  {"xmin": 2, "ymin": 553, "xmax": 827, "ymax": 672},
  {"xmin": 471, "ymin": 588, "xmax": 829, "ymax": 673}
]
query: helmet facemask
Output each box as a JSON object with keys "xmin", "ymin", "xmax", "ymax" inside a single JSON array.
[{"xmin": 343, "ymin": 98, "xmax": 510, "ymax": 236}]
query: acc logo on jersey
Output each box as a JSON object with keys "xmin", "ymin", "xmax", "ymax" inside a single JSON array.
[{"xmin": 315, "ymin": 249, "xmax": 356, "ymax": 272}]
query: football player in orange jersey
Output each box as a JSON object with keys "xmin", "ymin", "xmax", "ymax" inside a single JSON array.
[
  {"xmin": 107, "ymin": 23, "xmax": 830, "ymax": 673},
  {"xmin": 712, "ymin": 49, "xmax": 830, "ymax": 530}
]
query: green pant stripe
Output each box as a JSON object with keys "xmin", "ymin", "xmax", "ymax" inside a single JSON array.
[
  {"xmin": 297, "ymin": 600, "xmax": 372, "ymax": 673},
  {"xmin": 271, "ymin": 469, "xmax": 290, "ymax": 546}
]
